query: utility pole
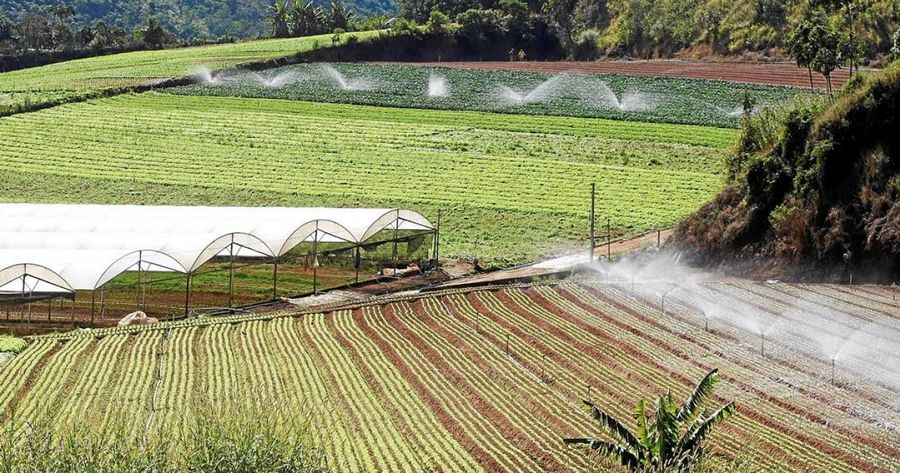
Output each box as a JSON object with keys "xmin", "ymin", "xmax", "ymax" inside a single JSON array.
[{"xmin": 589, "ymin": 184, "xmax": 596, "ymax": 263}]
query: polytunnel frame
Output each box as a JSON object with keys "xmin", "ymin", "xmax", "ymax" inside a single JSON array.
[
  {"xmin": 272, "ymin": 210, "xmax": 439, "ymax": 300},
  {"xmin": 0, "ymin": 208, "xmax": 440, "ymax": 325},
  {"xmin": 0, "ymin": 263, "xmax": 76, "ymax": 299},
  {"xmin": 0, "ymin": 263, "xmax": 79, "ymax": 326}
]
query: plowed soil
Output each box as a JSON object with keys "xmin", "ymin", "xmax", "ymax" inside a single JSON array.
[{"xmin": 380, "ymin": 60, "xmax": 855, "ymax": 89}]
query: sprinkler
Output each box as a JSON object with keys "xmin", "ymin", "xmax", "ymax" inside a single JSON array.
[
  {"xmin": 760, "ymin": 333, "xmax": 765, "ymax": 357},
  {"xmin": 831, "ymin": 358, "xmax": 836, "ymax": 385},
  {"xmin": 703, "ymin": 310, "xmax": 709, "ymax": 332}
]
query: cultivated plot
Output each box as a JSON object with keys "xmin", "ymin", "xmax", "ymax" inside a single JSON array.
[
  {"xmin": 0, "ymin": 31, "xmax": 379, "ymax": 113},
  {"xmin": 172, "ymin": 62, "xmax": 814, "ymax": 128},
  {"xmin": 0, "ymin": 93, "xmax": 732, "ymax": 266},
  {"xmin": 3, "ymin": 281, "xmax": 897, "ymax": 472}
]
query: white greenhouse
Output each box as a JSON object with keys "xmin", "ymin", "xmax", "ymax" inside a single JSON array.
[{"xmin": 0, "ymin": 204, "xmax": 437, "ymax": 326}]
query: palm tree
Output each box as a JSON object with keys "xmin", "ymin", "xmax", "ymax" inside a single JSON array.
[
  {"xmin": 564, "ymin": 369, "xmax": 736, "ymax": 472},
  {"xmin": 272, "ymin": 0, "xmax": 290, "ymax": 38},
  {"xmin": 290, "ymin": 0, "xmax": 325, "ymax": 36},
  {"xmin": 326, "ymin": 1, "xmax": 354, "ymax": 32}
]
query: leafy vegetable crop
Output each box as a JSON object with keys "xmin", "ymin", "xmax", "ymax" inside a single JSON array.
[
  {"xmin": 172, "ymin": 63, "xmax": 815, "ymax": 128},
  {"xmin": 0, "ymin": 93, "xmax": 731, "ymax": 267},
  {"xmin": 0, "ymin": 31, "xmax": 380, "ymax": 114},
  {"xmin": 3, "ymin": 282, "xmax": 897, "ymax": 472}
]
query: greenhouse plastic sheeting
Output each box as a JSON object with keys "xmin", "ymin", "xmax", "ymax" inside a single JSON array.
[{"xmin": 0, "ymin": 204, "xmax": 434, "ymax": 292}]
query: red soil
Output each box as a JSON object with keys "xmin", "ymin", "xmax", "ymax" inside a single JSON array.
[{"xmin": 379, "ymin": 60, "xmax": 856, "ymax": 89}]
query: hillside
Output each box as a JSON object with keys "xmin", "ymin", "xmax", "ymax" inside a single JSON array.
[
  {"xmin": 0, "ymin": 93, "xmax": 733, "ymax": 267},
  {"xmin": 3, "ymin": 281, "xmax": 899, "ymax": 471},
  {"xmin": 0, "ymin": 0, "xmax": 394, "ymax": 39},
  {"xmin": 0, "ymin": 30, "xmax": 379, "ymax": 114},
  {"xmin": 675, "ymin": 62, "xmax": 900, "ymax": 281}
]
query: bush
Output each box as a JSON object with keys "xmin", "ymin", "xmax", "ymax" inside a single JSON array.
[
  {"xmin": 891, "ymin": 28, "xmax": 900, "ymax": 60},
  {"xmin": 426, "ymin": 10, "xmax": 450, "ymax": 35},
  {"xmin": 573, "ymin": 29, "xmax": 600, "ymax": 60},
  {"xmin": 0, "ymin": 334, "xmax": 25, "ymax": 354}
]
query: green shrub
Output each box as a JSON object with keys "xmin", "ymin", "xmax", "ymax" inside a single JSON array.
[{"xmin": 0, "ymin": 334, "xmax": 25, "ymax": 354}]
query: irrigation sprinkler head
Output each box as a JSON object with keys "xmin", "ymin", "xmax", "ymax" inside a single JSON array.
[
  {"xmin": 761, "ymin": 333, "xmax": 765, "ymax": 357},
  {"xmin": 831, "ymin": 358, "xmax": 836, "ymax": 385}
]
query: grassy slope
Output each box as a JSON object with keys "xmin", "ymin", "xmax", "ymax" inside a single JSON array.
[
  {"xmin": 0, "ymin": 31, "xmax": 380, "ymax": 112},
  {"xmin": 172, "ymin": 62, "xmax": 814, "ymax": 128},
  {"xmin": 0, "ymin": 93, "xmax": 734, "ymax": 267}
]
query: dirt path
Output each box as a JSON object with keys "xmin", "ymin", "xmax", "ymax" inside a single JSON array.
[
  {"xmin": 434, "ymin": 229, "xmax": 672, "ymax": 290},
  {"xmin": 375, "ymin": 60, "xmax": 855, "ymax": 90}
]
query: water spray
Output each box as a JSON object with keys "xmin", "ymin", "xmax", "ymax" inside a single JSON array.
[{"xmin": 660, "ymin": 286, "xmax": 677, "ymax": 315}]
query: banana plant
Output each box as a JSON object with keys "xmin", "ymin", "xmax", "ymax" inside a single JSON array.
[{"xmin": 564, "ymin": 369, "xmax": 736, "ymax": 472}]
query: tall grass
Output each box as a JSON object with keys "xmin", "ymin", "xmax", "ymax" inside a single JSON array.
[{"xmin": 0, "ymin": 402, "xmax": 329, "ymax": 472}]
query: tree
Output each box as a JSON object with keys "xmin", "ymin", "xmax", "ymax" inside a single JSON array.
[
  {"xmin": 47, "ymin": 4, "xmax": 76, "ymax": 49},
  {"xmin": 16, "ymin": 12, "xmax": 53, "ymax": 50},
  {"xmin": 456, "ymin": 9, "xmax": 509, "ymax": 47},
  {"xmin": 141, "ymin": 17, "xmax": 170, "ymax": 49},
  {"xmin": 814, "ymin": 0, "xmax": 859, "ymax": 74},
  {"xmin": 426, "ymin": 9, "xmax": 450, "ymax": 35},
  {"xmin": 811, "ymin": 20, "xmax": 842, "ymax": 94},
  {"xmin": 0, "ymin": 13, "xmax": 14, "ymax": 44},
  {"xmin": 542, "ymin": 0, "xmax": 578, "ymax": 52},
  {"xmin": 290, "ymin": 0, "xmax": 325, "ymax": 36},
  {"xmin": 788, "ymin": 15, "xmax": 818, "ymax": 89},
  {"xmin": 272, "ymin": 0, "xmax": 291, "ymax": 38},
  {"xmin": 326, "ymin": 1, "xmax": 355, "ymax": 32},
  {"xmin": 564, "ymin": 369, "xmax": 736, "ymax": 472}
]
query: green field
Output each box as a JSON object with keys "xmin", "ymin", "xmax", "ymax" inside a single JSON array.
[
  {"xmin": 0, "ymin": 92, "xmax": 733, "ymax": 267},
  {"xmin": 172, "ymin": 63, "xmax": 813, "ymax": 128},
  {"xmin": 0, "ymin": 31, "xmax": 380, "ymax": 113}
]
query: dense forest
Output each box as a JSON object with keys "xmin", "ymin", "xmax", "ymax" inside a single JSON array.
[
  {"xmin": 675, "ymin": 61, "xmax": 900, "ymax": 281},
  {"xmin": 0, "ymin": 0, "xmax": 393, "ymax": 41},
  {"xmin": 391, "ymin": 0, "xmax": 900, "ymax": 62}
]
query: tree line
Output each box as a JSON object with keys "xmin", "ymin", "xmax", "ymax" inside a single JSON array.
[
  {"xmin": 388, "ymin": 0, "xmax": 899, "ymax": 70},
  {"xmin": 0, "ymin": 5, "xmax": 190, "ymax": 64}
]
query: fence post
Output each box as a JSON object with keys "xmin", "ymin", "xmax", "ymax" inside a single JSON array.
[
  {"xmin": 228, "ymin": 238, "xmax": 235, "ymax": 308},
  {"xmin": 435, "ymin": 210, "xmax": 441, "ymax": 271},
  {"xmin": 272, "ymin": 257, "xmax": 279, "ymax": 300},
  {"xmin": 313, "ymin": 226, "xmax": 319, "ymax": 295},
  {"xmin": 354, "ymin": 246, "xmax": 361, "ymax": 284},
  {"xmin": 184, "ymin": 272, "xmax": 192, "ymax": 318}
]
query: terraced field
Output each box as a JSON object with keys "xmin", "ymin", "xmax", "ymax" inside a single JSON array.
[
  {"xmin": 172, "ymin": 63, "xmax": 813, "ymax": 128},
  {"xmin": 0, "ymin": 31, "xmax": 379, "ymax": 113},
  {"xmin": 2, "ymin": 281, "xmax": 897, "ymax": 472},
  {"xmin": 0, "ymin": 93, "xmax": 733, "ymax": 266}
]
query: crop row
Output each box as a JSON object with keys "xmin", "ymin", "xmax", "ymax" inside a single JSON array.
[
  {"xmin": 4, "ymin": 283, "xmax": 896, "ymax": 471},
  {"xmin": 0, "ymin": 93, "xmax": 727, "ymax": 266},
  {"xmin": 171, "ymin": 63, "xmax": 816, "ymax": 129},
  {"xmin": 561, "ymin": 284, "xmax": 899, "ymax": 471},
  {"xmin": 0, "ymin": 31, "xmax": 381, "ymax": 111}
]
